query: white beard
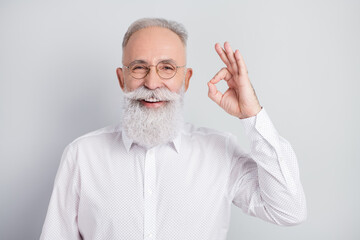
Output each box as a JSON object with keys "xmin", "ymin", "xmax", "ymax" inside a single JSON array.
[{"xmin": 121, "ymin": 85, "xmax": 185, "ymax": 149}]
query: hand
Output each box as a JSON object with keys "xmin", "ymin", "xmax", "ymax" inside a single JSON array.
[{"xmin": 207, "ymin": 42, "xmax": 262, "ymax": 119}]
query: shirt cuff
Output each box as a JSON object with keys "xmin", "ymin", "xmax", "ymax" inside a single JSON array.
[{"xmin": 239, "ymin": 107, "xmax": 280, "ymax": 145}]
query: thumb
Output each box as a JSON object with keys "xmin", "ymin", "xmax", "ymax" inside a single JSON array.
[{"xmin": 207, "ymin": 81, "xmax": 222, "ymax": 105}]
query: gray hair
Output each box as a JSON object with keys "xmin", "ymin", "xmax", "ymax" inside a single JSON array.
[{"xmin": 122, "ymin": 18, "xmax": 188, "ymax": 48}]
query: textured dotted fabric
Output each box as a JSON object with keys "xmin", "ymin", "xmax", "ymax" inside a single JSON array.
[{"xmin": 39, "ymin": 107, "xmax": 306, "ymax": 240}]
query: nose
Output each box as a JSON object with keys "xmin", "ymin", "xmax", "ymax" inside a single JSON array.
[{"xmin": 143, "ymin": 66, "xmax": 163, "ymax": 90}]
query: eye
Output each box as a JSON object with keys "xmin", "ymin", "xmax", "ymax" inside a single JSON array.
[
  {"xmin": 159, "ymin": 63, "xmax": 175, "ymax": 71},
  {"xmin": 131, "ymin": 65, "xmax": 147, "ymax": 71}
]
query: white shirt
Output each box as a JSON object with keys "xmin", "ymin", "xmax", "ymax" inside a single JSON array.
[{"xmin": 39, "ymin": 107, "xmax": 306, "ymax": 240}]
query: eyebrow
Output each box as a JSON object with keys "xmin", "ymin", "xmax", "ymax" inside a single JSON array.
[{"xmin": 127, "ymin": 58, "xmax": 178, "ymax": 66}]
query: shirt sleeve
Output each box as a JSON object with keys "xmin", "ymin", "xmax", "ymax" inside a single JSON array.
[
  {"xmin": 39, "ymin": 144, "xmax": 83, "ymax": 239},
  {"xmin": 227, "ymin": 107, "xmax": 307, "ymax": 226}
]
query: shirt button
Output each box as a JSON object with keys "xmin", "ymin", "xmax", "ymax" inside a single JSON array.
[
  {"xmin": 147, "ymin": 188, "xmax": 152, "ymax": 194},
  {"xmin": 147, "ymin": 233, "xmax": 153, "ymax": 238}
]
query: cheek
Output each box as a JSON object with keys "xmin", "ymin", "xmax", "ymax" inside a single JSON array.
[
  {"xmin": 164, "ymin": 79, "xmax": 183, "ymax": 92},
  {"xmin": 165, "ymin": 75, "xmax": 185, "ymax": 92},
  {"xmin": 125, "ymin": 79, "xmax": 143, "ymax": 91}
]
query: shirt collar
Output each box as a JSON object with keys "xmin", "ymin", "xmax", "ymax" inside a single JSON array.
[
  {"xmin": 171, "ymin": 132, "xmax": 181, "ymax": 154},
  {"xmin": 121, "ymin": 127, "xmax": 182, "ymax": 154},
  {"xmin": 121, "ymin": 129, "xmax": 134, "ymax": 153}
]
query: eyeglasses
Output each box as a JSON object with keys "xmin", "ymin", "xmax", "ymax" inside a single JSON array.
[{"xmin": 123, "ymin": 60, "xmax": 186, "ymax": 79}]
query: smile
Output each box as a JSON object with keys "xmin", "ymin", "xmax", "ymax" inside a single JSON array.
[
  {"xmin": 142, "ymin": 97, "xmax": 162, "ymax": 103},
  {"xmin": 139, "ymin": 98, "xmax": 167, "ymax": 108}
]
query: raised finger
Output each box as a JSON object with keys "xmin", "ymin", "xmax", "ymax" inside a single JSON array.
[
  {"xmin": 215, "ymin": 43, "xmax": 232, "ymax": 70},
  {"xmin": 235, "ymin": 49, "xmax": 248, "ymax": 75},
  {"xmin": 224, "ymin": 42, "xmax": 238, "ymax": 74}
]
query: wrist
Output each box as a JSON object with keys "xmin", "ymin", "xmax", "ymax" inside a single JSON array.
[{"xmin": 238, "ymin": 106, "xmax": 263, "ymax": 119}]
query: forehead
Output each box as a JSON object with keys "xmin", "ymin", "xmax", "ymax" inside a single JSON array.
[{"xmin": 123, "ymin": 27, "xmax": 186, "ymax": 63}]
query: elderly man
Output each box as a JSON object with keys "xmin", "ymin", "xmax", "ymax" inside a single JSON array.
[{"xmin": 40, "ymin": 18, "xmax": 306, "ymax": 240}]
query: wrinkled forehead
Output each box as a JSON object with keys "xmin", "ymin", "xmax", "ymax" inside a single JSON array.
[{"xmin": 122, "ymin": 27, "xmax": 186, "ymax": 64}]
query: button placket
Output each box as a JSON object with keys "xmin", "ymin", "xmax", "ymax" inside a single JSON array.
[{"xmin": 144, "ymin": 148, "xmax": 156, "ymax": 239}]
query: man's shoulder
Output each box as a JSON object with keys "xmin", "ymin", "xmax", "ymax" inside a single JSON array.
[
  {"xmin": 68, "ymin": 122, "xmax": 123, "ymax": 147},
  {"xmin": 182, "ymin": 122, "xmax": 232, "ymax": 139}
]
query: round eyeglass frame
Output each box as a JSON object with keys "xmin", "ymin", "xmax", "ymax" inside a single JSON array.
[{"xmin": 123, "ymin": 61, "xmax": 186, "ymax": 79}]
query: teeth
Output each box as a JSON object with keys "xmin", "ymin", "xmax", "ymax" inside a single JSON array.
[{"xmin": 144, "ymin": 97, "xmax": 161, "ymax": 103}]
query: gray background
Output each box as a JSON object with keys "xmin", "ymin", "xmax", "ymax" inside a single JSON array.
[{"xmin": 1, "ymin": 0, "xmax": 359, "ymax": 239}]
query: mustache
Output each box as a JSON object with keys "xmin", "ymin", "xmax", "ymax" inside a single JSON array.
[{"xmin": 123, "ymin": 86, "xmax": 182, "ymax": 102}]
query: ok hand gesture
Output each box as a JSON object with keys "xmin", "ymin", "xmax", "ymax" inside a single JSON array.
[{"xmin": 207, "ymin": 42, "xmax": 262, "ymax": 119}]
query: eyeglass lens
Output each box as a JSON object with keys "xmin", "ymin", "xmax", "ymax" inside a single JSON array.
[{"xmin": 129, "ymin": 62, "xmax": 177, "ymax": 79}]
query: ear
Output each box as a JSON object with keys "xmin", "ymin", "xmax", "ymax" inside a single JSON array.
[
  {"xmin": 116, "ymin": 67, "xmax": 125, "ymax": 91},
  {"xmin": 184, "ymin": 68, "xmax": 193, "ymax": 92}
]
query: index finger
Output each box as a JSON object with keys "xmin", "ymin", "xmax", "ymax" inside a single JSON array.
[{"xmin": 215, "ymin": 43, "xmax": 232, "ymax": 71}]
